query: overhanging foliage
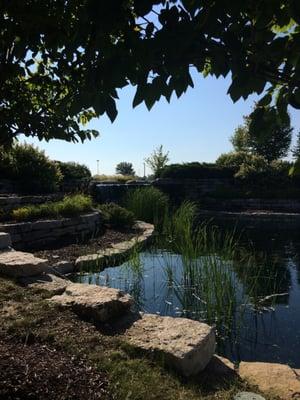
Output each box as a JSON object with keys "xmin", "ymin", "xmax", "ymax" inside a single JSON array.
[{"xmin": 1, "ymin": 0, "xmax": 300, "ymax": 145}]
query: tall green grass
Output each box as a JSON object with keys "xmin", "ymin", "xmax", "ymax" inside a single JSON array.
[{"xmin": 124, "ymin": 187, "xmax": 169, "ymax": 226}]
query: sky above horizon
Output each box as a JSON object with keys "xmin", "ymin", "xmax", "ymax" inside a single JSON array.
[{"xmin": 25, "ymin": 71, "xmax": 300, "ymax": 176}]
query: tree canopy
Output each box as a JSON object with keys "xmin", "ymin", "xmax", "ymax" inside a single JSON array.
[
  {"xmin": 1, "ymin": 0, "xmax": 300, "ymax": 145},
  {"xmin": 115, "ymin": 161, "xmax": 135, "ymax": 175},
  {"xmin": 247, "ymin": 106, "xmax": 293, "ymax": 162}
]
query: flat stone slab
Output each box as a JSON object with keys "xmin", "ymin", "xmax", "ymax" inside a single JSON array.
[
  {"xmin": 239, "ymin": 361, "xmax": 300, "ymax": 399},
  {"xmin": 0, "ymin": 232, "xmax": 12, "ymax": 250},
  {"xmin": 19, "ymin": 273, "xmax": 69, "ymax": 295},
  {"xmin": 234, "ymin": 393, "xmax": 265, "ymax": 400},
  {"xmin": 0, "ymin": 251, "xmax": 49, "ymax": 278},
  {"xmin": 124, "ymin": 313, "xmax": 215, "ymax": 377},
  {"xmin": 49, "ymin": 283, "xmax": 133, "ymax": 322}
]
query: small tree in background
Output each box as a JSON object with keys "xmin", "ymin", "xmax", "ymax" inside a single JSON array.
[
  {"xmin": 145, "ymin": 145, "xmax": 170, "ymax": 177},
  {"xmin": 247, "ymin": 106, "xmax": 293, "ymax": 163},
  {"xmin": 230, "ymin": 125, "xmax": 250, "ymax": 152},
  {"xmin": 292, "ymin": 131, "xmax": 300, "ymax": 160},
  {"xmin": 116, "ymin": 162, "xmax": 135, "ymax": 176}
]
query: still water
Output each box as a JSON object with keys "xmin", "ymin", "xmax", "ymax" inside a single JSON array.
[{"xmin": 73, "ymin": 227, "xmax": 300, "ymax": 368}]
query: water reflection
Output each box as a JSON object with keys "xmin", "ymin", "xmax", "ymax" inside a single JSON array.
[{"xmin": 73, "ymin": 229, "xmax": 300, "ymax": 368}]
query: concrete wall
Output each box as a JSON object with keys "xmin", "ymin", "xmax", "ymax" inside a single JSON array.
[{"xmin": 0, "ymin": 211, "xmax": 103, "ymax": 250}]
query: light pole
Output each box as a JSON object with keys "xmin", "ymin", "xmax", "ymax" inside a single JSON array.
[{"xmin": 96, "ymin": 160, "xmax": 99, "ymax": 175}]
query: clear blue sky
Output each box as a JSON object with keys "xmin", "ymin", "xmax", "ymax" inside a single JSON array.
[{"xmin": 25, "ymin": 71, "xmax": 300, "ymax": 176}]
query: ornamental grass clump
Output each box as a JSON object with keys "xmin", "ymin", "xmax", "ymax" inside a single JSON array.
[
  {"xmin": 98, "ymin": 203, "xmax": 135, "ymax": 228},
  {"xmin": 124, "ymin": 187, "xmax": 169, "ymax": 226},
  {"xmin": 12, "ymin": 195, "xmax": 93, "ymax": 222}
]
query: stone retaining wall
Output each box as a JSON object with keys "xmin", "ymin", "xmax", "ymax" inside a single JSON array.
[
  {"xmin": 0, "ymin": 194, "xmax": 63, "ymax": 213},
  {"xmin": 153, "ymin": 178, "xmax": 233, "ymax": 202},
  {"xmin": 0, "ymin": 211, "xmax": 103, "ymax": 250},
  {"xmin": 200, "ymin": 197, "xmax": 300, "ymax": 213},
  {"xmin": 197, "ymin": 210, "xmax": 300, "ymax": 229}
]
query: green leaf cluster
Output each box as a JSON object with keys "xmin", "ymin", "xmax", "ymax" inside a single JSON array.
[{"xmin": 1, "ymin": 1, "xmax": 300, "ymax": 144}]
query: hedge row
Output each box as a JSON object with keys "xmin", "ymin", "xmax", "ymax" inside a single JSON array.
[
  {"xmin": 0, "ymin": 144, "xmax": 91, "ymax": 193},
  {"xmin": 158, "ymin": 163, "xmax": 235, "ymax": 179}
]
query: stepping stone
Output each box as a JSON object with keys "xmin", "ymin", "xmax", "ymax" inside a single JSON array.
[
  {"xmin": 75, "ymin": 254, "xmax": 105, "ymax": 270},
  {"xmin": 124, "ymin": 313, "xmax": 215, "ymax": 377},
  {"xmin": 19, "ymin": 273, "xmax": 69, "ymax": 295},
  {"xmin": 52, "ymin": 260, "xmax": 74, "ymax": 275},
  {"xmin": 234, "ymin": 392, "xmax": 265, "ymax": 400},
  {"xmin": 0, "ymin": 251, "xmax": 49, "ymax": 278},
  {"xmin": 239, "ymin": 361, "xmax": 300, "ymax": 399},
  {"xmin": 49, "ymin": 283, "xmax": 133, "ymax": 322},
  {"xmin": 0, "ymin": 232, "xmax": 12, "ymax": 250}
]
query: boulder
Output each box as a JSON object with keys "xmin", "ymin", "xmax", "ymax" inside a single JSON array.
[
  {"xmin": 19, "ymin": 273, "xmax": 68, "ymax": 295},
  {"xmin": 239, "ymin": 361, "xmax": 300, "ymax": 399},
  {"xmin": 0, "ymin": 251, "xmax": 49, "ymax": 278},
  {"xmin": 49, "ymin": 283, "xmax": 133, "ymax": 322},
  {"xmin": 0, "ymin": 232, "xmax": 11, "ymax": 250},
  {"xmin": 124, "ymin": 313, "xmax": 215, "ymax": 376}
]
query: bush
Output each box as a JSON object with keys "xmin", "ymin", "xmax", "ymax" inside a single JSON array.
[
  {"xmin": 0, "ymin": 146, "xmax": 16, "ymax": 179},
  {"xmin": 56, "ymin": 161, "xmax": 91, "ymax": 181},
  {"xmin": 124, "ymin": 187, "xmax": 169, "ymax": 225},
  {"xmin": 12, "ymin": 194, "xmax": 93, "ymax": 221},
  {"xmin": 159, "ymin": 162, "xmax": 234, "ymax": 179},
  {"xmin": 98, "ymin": 203, "xmax": 135, "ymax": 228},
  {"xmin": 13, "ymin": 143, "xmax": 62, "ymax": 193}
]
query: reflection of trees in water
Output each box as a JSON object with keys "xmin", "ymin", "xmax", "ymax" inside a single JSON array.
[{"xmin": 232, "ymin": 254, "xmax": 290, "ymax": 306}]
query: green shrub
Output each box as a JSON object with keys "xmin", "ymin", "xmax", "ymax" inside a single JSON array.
[
  {"xmin": 12, "ymin": 194, "xmax": 93, "ymax": 221},
  {"xmin": 124, "ymin": 187, "xmax": 169, "ymax": 225},
  {"xmin": 98, "ymin": 203, "xmax": 135, "ymax": 228},
  {"xmin": 159, "ymin": 162, "xmax": 234, "ymax": 179},
  {"xmin": 56, "ymin": 161, "xmax": 91, "ymax": 181},
  {"xmin": 13, "ymin": 143, "xmax": 62, "ymax": 193},
  {"xmin": 0, "ymin": 146, "xmax": 16, "ymax": 179}
]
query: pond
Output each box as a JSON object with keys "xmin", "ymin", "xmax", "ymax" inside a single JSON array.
[{"xmin": 72, "ymin": 224, "xmax": 300, "ymax": 368}]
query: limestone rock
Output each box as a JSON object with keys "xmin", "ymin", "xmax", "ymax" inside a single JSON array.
[
  {"xmin": 0, "ymin": 232, "xmax": 12, "ymax": 250},
  {"xmin": 52, "ymin": 260, "xmax": 74, "ymax": 275},
  {"xmin": 49, "ymin": 283, "xmax": 133, "ymax": 322},
  {"xmin": 19, "ymin": 273, "xmax": 68, "ymax": 295},
  {"xmin": 75, "ymin": 254, "xmax": 105, "ymax": 270},
  {"xmin": 239, "ymin": 361, "xmax": 300, "ymax": 399},
  {"xmin": 205, "ymin": 355, "xmax": 235, "ymax": 376},
  {"xmin": 234, "ymin": 393, "xmax": 265, "ymax": 400},
  {"xmin": 0, "ymin": 251, "xmax": 49, "ymax": 277},
  {"xmin": 124, "ymin": 313, "xmax": 215, "ymax": 376}
]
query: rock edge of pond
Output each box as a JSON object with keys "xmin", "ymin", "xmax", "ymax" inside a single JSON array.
[{"xmin": 1, "ymin": 225, "xmax": 300, "ymax": 398}]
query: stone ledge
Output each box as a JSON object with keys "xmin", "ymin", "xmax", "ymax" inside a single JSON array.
[
  {"xmin": 74, "ymin": 221, "xmax": 154, "ymax": 271},
  {"xmin": 0, "ymin": 211, "xmax": 103, "ymax": 250}
]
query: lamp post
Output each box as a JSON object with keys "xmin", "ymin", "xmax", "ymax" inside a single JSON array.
[{"xmin": 96, "ymin": 160, "xmax": 99, "ymax": 175}]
